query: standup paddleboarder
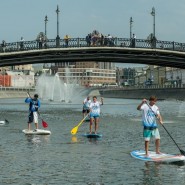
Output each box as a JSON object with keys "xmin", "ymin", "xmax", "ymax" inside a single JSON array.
[
  {"xmin": 25, "ymin": 93, "xmax": 41, "ymax": 131},
  {"xmin": 82, "ymin": 96, "xmax": 91, "ymax": 118},
  {"xmin": 137, "ymin": 96, "xmax": 163, "ymax": 156},
  {"xmin": 89, "ymin": 96, "xmax": 103, "ymax": 134}
]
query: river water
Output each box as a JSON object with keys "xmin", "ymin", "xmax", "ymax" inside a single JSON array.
[{"xmin": 0, "ymin": 97, "xmax": 185, "ymax": 185}]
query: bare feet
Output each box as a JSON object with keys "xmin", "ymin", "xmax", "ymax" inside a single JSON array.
[{"xmin": 156, "ymin": 151, "xmax": 162, "ymax": 154}]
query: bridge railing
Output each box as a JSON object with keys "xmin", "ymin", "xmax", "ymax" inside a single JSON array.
[{"xmin": 1, "ymin": 37, "xmax": 185, "ymax": 53}]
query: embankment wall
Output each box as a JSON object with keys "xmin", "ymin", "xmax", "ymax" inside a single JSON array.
[
  {"xmin": 99, "ymin": 88, "xmax": 185, "ymax": 100},
  {"xmin": 0, "ymin": 90, "xmax": 35, "ymax": 98}
]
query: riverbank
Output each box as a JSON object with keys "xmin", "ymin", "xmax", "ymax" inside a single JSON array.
[
  {"xmin": 99, "ymin": 88, "xmax": 185, "ymax": 100},
  {"xmin": 1, "ymin": 87, "xmax": 185, "ymax": 100},
  {"xmin": 0, "ymin": 88, "xmax": 35, "ymax": 98}
]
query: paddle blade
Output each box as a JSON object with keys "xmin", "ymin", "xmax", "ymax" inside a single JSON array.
[
  {"xmin": 5, "ymin": 119, "xmax": 9, "ymax": 124},
  {"xmin": 42, "ymin": 120, "xmax": 48, "ymax": 128},
  {"xmin": 71, "ymin": 126, "xmax": 78, "ymax": 135},
  {"xmin": 180, "ymin": 149, "xmax": 185, "ymax": 156}
]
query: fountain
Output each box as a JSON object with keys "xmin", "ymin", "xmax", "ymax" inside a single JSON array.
[{"xmin": 35, "ymin": 68, "xmax": 89, "ymax": 103}]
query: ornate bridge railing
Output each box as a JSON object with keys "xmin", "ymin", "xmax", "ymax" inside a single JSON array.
[{"xmin": 0, "ymin": 37, "xmax": 185, "ymax": 53}]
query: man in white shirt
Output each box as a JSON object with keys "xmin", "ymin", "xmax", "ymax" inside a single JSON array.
[
  {"xmin": 137, "ymin": 96, "xmax": 163, "ymax": 156},
  {"xmin": 82, "ymin": 96, "xmax": 91, "ymax": 118},
  {"xmin": 89, "ymin": 96, "xmax": 103, "ymax": 134}
]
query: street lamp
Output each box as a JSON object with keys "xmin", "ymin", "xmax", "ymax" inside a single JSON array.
[
  {"xmin": 151, "ymin": 7, "xmax": 155, "ymax": 39},
  {"xmin": 130, "ymin": 17, "xmax": 133, "ymax": 39},
  {"xmin": 56, "ymin": 5, "xmax": 60, "ymax": 47},
  {"xmin": 44, "ymin": 15, "xmax": 48, "ymax": 37}
]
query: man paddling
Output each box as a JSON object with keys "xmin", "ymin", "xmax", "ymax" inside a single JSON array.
[
  {"xmin": 25, "ymin": 93, "xmax": 41, "ymax": 131},
  {"xmin": 82, "ymin": 96, "xmax": 91, "ymax": 118},
  {"xmin": 137, "ymin": 95, "xmax": 163, "ymax": 156},
  {"xmin": 89, "ymin": 96, "xmax": 103, "ymax": 134}
]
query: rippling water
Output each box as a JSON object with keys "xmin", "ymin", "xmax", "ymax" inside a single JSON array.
[{"xmin": 0, "ymin": 98, "xmax": 185, "ymax": 185}]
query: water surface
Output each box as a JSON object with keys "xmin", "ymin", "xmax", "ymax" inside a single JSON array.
[{"xmin": 0, "ymin": 98, "xmax": 185, "ymax": 185}]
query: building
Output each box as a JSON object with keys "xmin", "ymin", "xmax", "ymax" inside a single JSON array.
[
  {"xmin": 51, "ymin": 61, "xmax": 116, "ymax": 86},
  {"xmin": 116, "ymin": 67, "xmax": 136, "ymax": 86},
  {"xmin": 134, "ymin": 65, "xmax": 185, "ymax": 87},
  {"xmin": 57, "ymin": 67, "xmax": 116, "ymax": 86},
  {"xmin": 0, "ymin": 64, "xmax": 35, "ymax": 87}
]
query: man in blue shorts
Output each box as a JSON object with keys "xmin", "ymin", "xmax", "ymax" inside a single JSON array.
[
  {"xmin": 137, "ymin": 95, "xmax": 163, "ymax": 156},
  {"xmin": 25, "ymin": 93, "xmax": 41, "ymax": 131}
]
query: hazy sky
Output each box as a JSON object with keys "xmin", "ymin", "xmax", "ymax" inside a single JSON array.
[{"xmin": 1, "ymin": 0, "xmax": 185, "ymax": 43}]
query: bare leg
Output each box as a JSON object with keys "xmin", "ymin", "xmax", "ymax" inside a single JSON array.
[
  {"xmin": 155, "ymin": 139, "xmax": 160, "ymax": 154},
  {"xmin": 145, "ymin": 140, "xmax": 149, "ymax": 156},
  {"xmin": 35, "ymin": 123, "xmax": 38, "ymax": 129},
  {"xmin": 83, "ymin": 112, "xmax": 86, "ymax": 118},
  {"xmin": 89, "ymin": 118, "xmax": 93, "ymax": 133},
  {"xmin": 94, "ymin": 118, "xmax": 99, "ymax": 134},
  {"xmin": 28, "ymin": 123, "xmax": 31, "ymax": 130}
]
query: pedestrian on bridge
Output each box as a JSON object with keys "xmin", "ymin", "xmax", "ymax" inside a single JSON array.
[
  {"xmin": 64, "ymin": 35, "xmax": 70, "ymax": 47},
  {"xmin": 20, "ymin": 37, "xmax": 25, "ymax": 50},
  {"xmin": 1, "ymin": 40, "xmax": 6, "ymax": 52}
]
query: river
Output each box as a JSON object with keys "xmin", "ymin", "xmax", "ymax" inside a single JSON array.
[{"xmin": 0, "ymin": 97, "xmax": 185, "ymax": 185}]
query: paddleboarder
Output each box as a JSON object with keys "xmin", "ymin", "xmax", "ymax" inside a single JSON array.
[
  {"xmin": 137, "ymin": 95, "xmax": 163, "ymax": 156},
  {"xmin": 25, "ymin": 93, "xmax": 41, "ymax": 131},
  {"xmin": 82, "ymin": 96, "xmax": 91, "ymax": 118},
  {"xmin": 89, "ymin": 96, "xmax": 103, "ymax": 134}
]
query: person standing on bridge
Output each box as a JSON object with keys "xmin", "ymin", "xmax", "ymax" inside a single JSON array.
[
  {"xmin": 137, "ymin": 95, "xmax": 163, "ymax": 156},
  {"xmin": 20, "ymin": 37, "xmax": 25, "ymax": 50},
  {"xmin": 64, "ymin": 34, "xmax": 69, "ymax": 47},
  {"xmin": 132, "ymin": 34, "xmax": 136, "ymax": 48},
  {"xmin": 1, "ymin": 40, "xmax": 6, "ymax": 52},
  {"xmin": 25, "ymin": 93, "xmax": 41, "ymax": 131},
  {"xmin": 89, "ymin": 96, "xmax": 103, "ymax": 134}
]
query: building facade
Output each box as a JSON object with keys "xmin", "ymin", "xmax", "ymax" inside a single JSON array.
[{"xmin": 52, "ymin": 61, "xmax": 116, "ymax": 86}]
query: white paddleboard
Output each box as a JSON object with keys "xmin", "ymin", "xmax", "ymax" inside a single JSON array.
[
  {"xmin": 22, "ymin": 129, "xmax": 51, "ymax": 135},
  {"xmin": 0, "ymin": 120, "xmax": 9, "ymax": 126},
  {"xmin": 131, "ymin": 150, "xmax": 185, "ymax": 162}
]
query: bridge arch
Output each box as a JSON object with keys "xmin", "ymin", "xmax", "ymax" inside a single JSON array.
[{"xmin": 0, "ymin": 47, "xmax": 185, "ymax": 68}]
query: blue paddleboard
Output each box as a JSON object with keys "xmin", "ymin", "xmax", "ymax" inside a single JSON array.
[
  {"xmin": 131, "ymin": 150, "xmax": 185, "ymax": 162},
  {"xmin": 82, "ymin": 133, "xmax": 102, "ymax": 138}
]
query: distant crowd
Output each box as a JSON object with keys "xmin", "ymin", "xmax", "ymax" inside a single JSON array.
[{"xmin": 1, "ymin": 30, "xmax": 164, "ymax": 52}]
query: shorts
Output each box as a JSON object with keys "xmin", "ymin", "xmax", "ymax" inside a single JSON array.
[
  {"xmin": 82, "ymin": 109, "xmax": 90, "ymax": 113},
  {"xmin": 143, "ymin": 127, "xmax": 160, "ymax": 141},
  {"xmin": 90, "ymin": 112, "xmax": 100, "ymax": 119},
  {"xmin": 28, "ymin": 112, "xmax": 38, "ymax": 124}
]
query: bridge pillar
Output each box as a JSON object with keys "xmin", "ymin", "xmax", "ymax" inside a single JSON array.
[{"xmin": 56, "ymin": 36, "xmax": 60, "ymax": 47}]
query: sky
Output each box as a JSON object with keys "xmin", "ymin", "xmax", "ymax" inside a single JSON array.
[{"xmin": 1, "ymin": 0, "xmax": 185, "ymax": 67}]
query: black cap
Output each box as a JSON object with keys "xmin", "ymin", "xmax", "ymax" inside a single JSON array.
[{"xmin": 34, "ymin": 94, "xmax": 39, "ymax": 98}]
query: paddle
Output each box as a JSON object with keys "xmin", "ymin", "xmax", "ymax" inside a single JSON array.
[
  {"xmin": 145, "ymin": 102, "xmax": 185, "ymax": 156},
  {"xmin": 4, "ymin": 119, "xmax": 9, "ymax": 124},
  {"xmin": 71, "ymin": 114, "xmax": 89, "ymax": 135},
  {"xmin": 26, "ymin": 91, "xmax": 49, "ymax": 129}
]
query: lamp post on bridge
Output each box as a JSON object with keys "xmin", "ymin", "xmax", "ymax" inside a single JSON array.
[
  {"xmin": 44, "ymin": 15, "xmax": 48, "ymax": 38},
  {"xmin": 151, "ymin": 7, "xmax": 156, "ymax": 48},
  {"xmin": 130, "ymin": 17, "xmax": 133, "ymax": 40},
  {"xmin": 56, "ymin": 5, "xmax": 60, "ymax": 47}
]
